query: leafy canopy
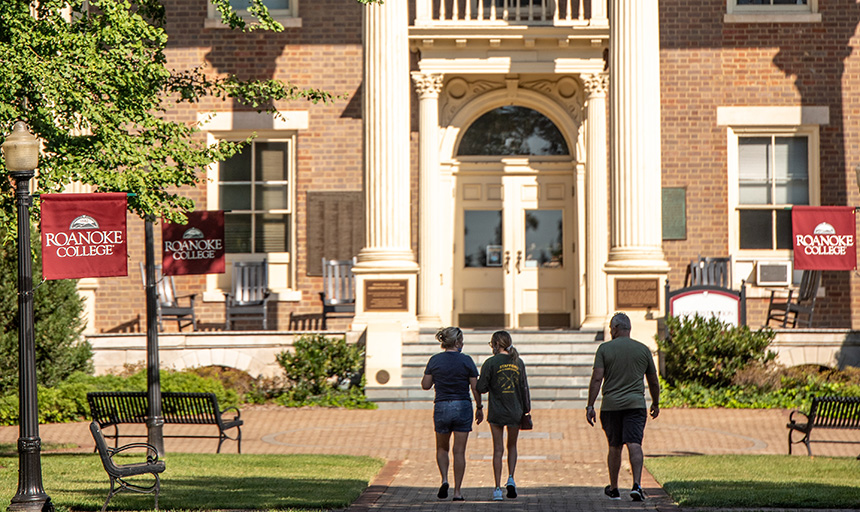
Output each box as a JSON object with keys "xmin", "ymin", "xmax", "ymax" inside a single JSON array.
[{"xmin": 0, "ymin": 0, "xmax": 380, "ymax": 230}]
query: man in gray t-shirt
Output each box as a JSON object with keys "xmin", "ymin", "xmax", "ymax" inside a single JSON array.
[{"xmin": 586, "ymin": 312, "xmax": 660, "ymax": 502}]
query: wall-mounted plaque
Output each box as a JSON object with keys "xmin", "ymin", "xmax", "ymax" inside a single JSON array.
[
  {"xmin": 615, "ymin": 279, "xmax": 660, "ymax": 309},
  {"xmin": 662, "ymin": 187, "xmax": 686, "ymax": 241},
  {"xmin": 365, "ymin": 279, "xmax": 409, "ymax": 311}
]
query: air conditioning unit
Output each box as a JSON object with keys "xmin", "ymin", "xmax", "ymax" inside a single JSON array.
[{"xmin": 756, "ymin": 261, "xmax": 792, "ymax": 287}]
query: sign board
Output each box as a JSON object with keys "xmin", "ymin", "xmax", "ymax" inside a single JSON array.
[
  {"xmin": 162, "ymin": 210, "xmax": 225, "ymax": 275},
  {"xmin": 365, "ymin": 279, "xmax": 408, "ymax": 311},
  {"xmin": 668, "ymin": 287, "xmax": 743, "ymax": 326},
  {"xmin": 792, "ymin": 206, "xmax": 856, "ymax": 270},
  {"xmin": 40, "ymin": 193, "xmax": 128, "ymax": 280},
  {"xmin": 616, "ymin": 278, "xmax": 660, "ymax": 309}
]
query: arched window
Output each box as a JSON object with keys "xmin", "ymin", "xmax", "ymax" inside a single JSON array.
[{"xmin": 457, "ymin": 106, "xmax": 569, "ymax": 156}]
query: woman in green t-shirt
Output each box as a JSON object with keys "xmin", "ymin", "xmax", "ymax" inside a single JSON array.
[{"xmin": 477, "ymin": 330, "xmax": 531, "ymax": 501}]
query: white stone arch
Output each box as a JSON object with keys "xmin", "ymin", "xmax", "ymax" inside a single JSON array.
[
  {"xmin": 439, "ymin": 87, "xmax": 583, "ymax": 162},
  {"xmin": 166, "ymin": 348, "xmax": 270, "ymax": 377}
]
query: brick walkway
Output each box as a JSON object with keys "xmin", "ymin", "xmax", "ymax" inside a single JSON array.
[{"xmin": 2, "ymin": 407, "xmax": 857, "ymax": 511}]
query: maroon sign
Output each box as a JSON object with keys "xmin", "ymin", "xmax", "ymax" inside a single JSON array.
[
  {"xmin": 40, "ymin": 193, "xmax": 128, "ymax": 280},
  {"xmin": 792, "ymin": 206, "xmax": 856, "ymax": 270},
  {"xmin": 162, "ymin": 210, "xmax": 225, "ymax": 275}
]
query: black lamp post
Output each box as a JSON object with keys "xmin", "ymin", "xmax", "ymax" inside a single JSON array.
[{"xmin": 2, "ymin": 121, "xmax": 53, "ymax": 512}]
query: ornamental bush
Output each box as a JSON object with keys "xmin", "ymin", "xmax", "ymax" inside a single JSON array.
[
  {"xmin": 275, "ymin": 334, "xmax": 374, "ymax": 408},
  {"xmin": 657, "ymin": 315, "xmax": 776, "ymax": 388}
]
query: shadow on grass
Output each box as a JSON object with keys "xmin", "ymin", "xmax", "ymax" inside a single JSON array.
[
  {"xmin": 3, "ymin": 452, "xmax": 383, "ymax": 511},
  {"xmin": 661, "ymin": 479, "xmax": 860, "ymax": 509}
]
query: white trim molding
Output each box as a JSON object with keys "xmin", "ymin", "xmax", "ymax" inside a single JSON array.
[{"xmin": 717, "ymin": 106, "xmax": 830, "ymax": 127}]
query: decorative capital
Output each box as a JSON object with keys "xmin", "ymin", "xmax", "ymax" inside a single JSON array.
[
  {"xmin": 583, "ymin": 73, "xmax": 609, "ymax": 98},
  {"xmin": 412, "ymin": 73, "xmax": 444, "ymax": 99}
]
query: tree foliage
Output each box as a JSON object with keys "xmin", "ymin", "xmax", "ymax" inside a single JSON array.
[
  {"xmin": 0, "ymin": 0, "xmax": 379, "ymax": 233},
  {"xmin": 0, "ymin": 226, "xmax": 91, "ymax": 395}
]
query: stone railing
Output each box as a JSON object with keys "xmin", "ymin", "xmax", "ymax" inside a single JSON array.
[{"xmin": 414, "ymin": 0, "xmax": 607, "ymax": 26}]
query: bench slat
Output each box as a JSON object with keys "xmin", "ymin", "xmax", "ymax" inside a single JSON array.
[{"xmin": 87, "ymin": 391, "xmax": 242, "ymax": 453}]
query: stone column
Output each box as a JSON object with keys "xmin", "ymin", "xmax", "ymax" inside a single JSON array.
[
  {"xmin": 356, "ymin": 0, "xmax": 418, "ymax": 390},
  {"xmin": 412, "ymin": 72, "xmax": 444, "ymax": 327},
  {"xmin": 606, "ymin": 0, "xmax": 669, "ymax": 339},
  {"xmin": 582, "ymin": 73, "xmax": 610, "ymax": 328}
]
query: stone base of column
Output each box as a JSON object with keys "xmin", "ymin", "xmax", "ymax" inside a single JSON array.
[
  {"xmin": 604, "ymin": 252, "xmax": 669, "ymax": 350},
  {"xmin": 580, "ymin": 314, "xmax": 610, "ymax": 330},
  {"xmin": 362, "ymin": 321, "xmax": 404, "ymax": 390}
]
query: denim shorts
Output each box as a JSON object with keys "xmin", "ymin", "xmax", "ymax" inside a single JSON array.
[{"xmin": 433, "ymin": 400, "xmax": 473, "ymax": 433}]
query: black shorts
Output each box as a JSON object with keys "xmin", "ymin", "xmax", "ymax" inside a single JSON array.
[{"xmin": 599, "ymin": 408, "xmax": 647, "ymax": 447}]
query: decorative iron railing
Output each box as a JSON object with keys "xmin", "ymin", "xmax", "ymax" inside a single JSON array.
[{"xmin": 416, "ymin": 0, "xmax": 606, "ymax": 25}]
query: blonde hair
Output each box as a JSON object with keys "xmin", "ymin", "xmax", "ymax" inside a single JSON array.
[
  {"xmin": 436, "ymin": 327, "xmax": 463, "ymax": 349},
  {"xmin": 490, "ymin": 330, "xmax": 519, "ymax": 364}
]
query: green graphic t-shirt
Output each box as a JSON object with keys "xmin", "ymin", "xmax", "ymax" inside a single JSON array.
[{"xmin": 477, "ymin": 353, "xmax": 529, "ymax": 426}]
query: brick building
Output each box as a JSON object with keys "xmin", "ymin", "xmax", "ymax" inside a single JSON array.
[{"xmin": 81, "ymin": 1, "xmax": 859, "ymax": 390}]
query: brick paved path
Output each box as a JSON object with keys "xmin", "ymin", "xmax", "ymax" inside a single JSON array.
[{"xmin": 2, "ymin": 407, "xmax": 857, "ymax": 511}]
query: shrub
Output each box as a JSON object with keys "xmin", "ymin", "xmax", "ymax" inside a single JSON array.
[
  {"xmin": 275, "ymin": 334, "xmax": 374, "ymax": 408},
  {"xmin": 657, "ymin": 315, "xmax": 776, "ymax": 387},
  {"xmin": 0, "ymin": 225, "xmax": 91, "ymax": 395}
]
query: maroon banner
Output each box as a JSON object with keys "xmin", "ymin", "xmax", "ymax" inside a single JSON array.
[
  {"xmin": 40, "ymin": 193, "xmax": 128, "ymax": 280},
  {"xmin": 162, "ymin": 210, "xmax": 225, "ymax": 275},
  {"xmin": 792, "ymin": 206, "xmax": 856, "ymax": 270}
]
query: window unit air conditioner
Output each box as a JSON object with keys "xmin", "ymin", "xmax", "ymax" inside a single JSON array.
[{"xmin": 756, "ymin": 261, "xmax": 792, "ymax": 287}]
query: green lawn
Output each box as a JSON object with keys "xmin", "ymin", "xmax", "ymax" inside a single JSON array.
[
  {"xmin": 645, "ymin": 454, "xmax": 860, "ymax": 509},
  {"xmin": 0, "ymin": 452, "xmax": 385, "ymax": 512}
]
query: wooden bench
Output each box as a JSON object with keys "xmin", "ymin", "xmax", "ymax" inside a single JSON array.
[
  {"xmin": 319, "ymin": 258, "xmax": 356, "ymax": 330},
  {"xmin": 90, "ymin": 421, "xmax": 165, "ymax": 512},
  {"xmin": 87, "ymin": 391, "xmax": 243, "ymax": 453},
  {"xmin": 787, "ymin": 396, "xmax": 860, "ymax": 457}
]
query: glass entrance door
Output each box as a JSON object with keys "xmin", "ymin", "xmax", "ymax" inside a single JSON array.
[{"xmin": 455, "ymin": 172, "xmax": 576, "ymax": 329}]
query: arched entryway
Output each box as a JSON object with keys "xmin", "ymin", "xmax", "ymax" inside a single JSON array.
[{"xmin": 445, "ymin": 98, "xmax": 581, "ymax": 329}]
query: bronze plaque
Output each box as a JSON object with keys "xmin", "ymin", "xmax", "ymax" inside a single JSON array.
[
  {"xmin": 365, "ymin": 279, "xmax": 409, "ymax": 311},
  {"xmin": 615, "ymin": 279, "xmax": 660, "ymax": 309}
]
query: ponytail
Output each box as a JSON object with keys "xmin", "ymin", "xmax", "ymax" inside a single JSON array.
[{"xmin": 490, "ymin": 330, "xmax": 519, "ymax": 365}]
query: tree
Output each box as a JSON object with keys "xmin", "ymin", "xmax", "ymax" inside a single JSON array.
[
  {"xmin": 0, "ymin": 225, "xmax": 91, "ymax": 394},
  {"xmin": 0, "ymin": 0, "xmax": 380, "ymax": 231}
]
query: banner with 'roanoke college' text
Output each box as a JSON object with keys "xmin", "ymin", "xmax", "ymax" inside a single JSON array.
[
  {"xmin": 792, "ymin": 206, "xmax": 856, "ymax": 270},
  {"xmin": 162, "ymin": 210, "xmax": 225, "ymax": 275},
  {"xmin": 40, "ymin": 193, "xmax": 128, "ymax": 280}
]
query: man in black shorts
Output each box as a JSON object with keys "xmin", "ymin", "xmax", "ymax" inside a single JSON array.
[{"xmin": 586, "ymin": 312, "xmax": 660, "ymax": 501}]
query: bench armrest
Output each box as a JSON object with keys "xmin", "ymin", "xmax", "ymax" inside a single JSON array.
[
  {"xmin": 220, "ymin": 405, "xmax": 241, "ymax": 420},
  {"xmin": 110, "ymin": 442, "xmax": 160, "ymax": 461},
  {"xmin": 788, "ymin": 409, "xmax": 810, "ymax": 425}
]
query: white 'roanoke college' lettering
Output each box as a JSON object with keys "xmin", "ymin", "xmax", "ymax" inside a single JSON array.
[
  {"xmin": 164, "ymin": 239, "xmax": 222, "ymax": 261},
  {"xmin": 796, "ymin": 234, "xmax": 855, "ymax": 256},
  {"xmin": 44, "ymin": 230, "xmax": 124, "ymax": 258},
  {"xmin": 45, "ymin": 230, "xmax": 123, "ymax": 247}
]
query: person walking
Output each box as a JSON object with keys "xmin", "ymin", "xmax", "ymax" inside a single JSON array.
[
  {"xmin": 477, "ymin": 330, "xmax": 531, "ymax": 501},
  {"xmin": 586, "ymin": 312, "xmax": 660, "ymax": 501},
  {"xmin": 422, "ymin": 326, "xmax": 483, "ymax": 501}
]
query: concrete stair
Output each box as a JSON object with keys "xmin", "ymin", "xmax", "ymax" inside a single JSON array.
[{"xmin": 367, "ymin": 329, "xmax": 603, "ymax": 410}]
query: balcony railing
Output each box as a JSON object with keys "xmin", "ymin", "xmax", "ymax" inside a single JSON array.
[{"xmin": 415, "ymin": 0, "xmax": 607, "ymax": 26}]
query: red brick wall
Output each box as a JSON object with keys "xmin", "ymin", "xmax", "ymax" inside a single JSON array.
[
  {"xmin": 660, "ymin": 0, "xmax": 860, "ymax": 328},
  {"xmin": 92, "ymin": 0, "xmax": 370, "ymax": 332}
]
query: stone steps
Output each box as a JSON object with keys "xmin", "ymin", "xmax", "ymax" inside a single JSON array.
[{"xmin": 367, "ymin": 329, "xmax": 603, "ymax": 410}]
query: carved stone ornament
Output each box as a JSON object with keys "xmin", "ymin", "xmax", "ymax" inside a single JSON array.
[
  {"xmin": 412, "ymin": 73, "xmax": 444, "ymax": 98},
  {"xmin": 583, "ymin": 73, "xmax": 609, "ymax": 98}
]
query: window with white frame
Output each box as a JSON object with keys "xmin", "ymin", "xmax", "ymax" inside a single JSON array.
[
  {"xmin": 207, "ymin": 0, "xmax": 299, "ymax": 28},
  {"xmin": 726, "ymin": 0, "xmax": 819, "ymax": 22},
  {"xmin": 737, "ymin": 135, "xmax": 809, "ymax": 250},
  {"xmin": 218, "ymin": 140, "xmax": 292, "ymax": 254},
  {"xmin": 727, "ymin": 126, "xmax": 820, "ymax": 257}
]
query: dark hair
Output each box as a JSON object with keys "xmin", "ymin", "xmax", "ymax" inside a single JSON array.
[
  {"xmin": 436, "ymin": 327, "xmax": 463, "ymax": 349},
  {"xmin": 490, "ymin": 330, "xmax": 519, "ymax": 364},
  {"xmin": 610, "ymin": 312, "xmax": 632, "ymax": 331}
]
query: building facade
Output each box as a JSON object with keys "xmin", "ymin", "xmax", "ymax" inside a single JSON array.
[{"xmin": 83, "ymin": 1, "xmax": 860, "ymax": 381}]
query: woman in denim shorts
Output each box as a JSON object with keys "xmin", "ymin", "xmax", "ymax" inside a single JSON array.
[{"xmin": 421, "ymin": 327, "xmax": 483, "ymax": 501}]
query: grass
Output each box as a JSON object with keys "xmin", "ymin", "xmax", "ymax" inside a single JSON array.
[
  {"xmin": 645, "ymin": 454, "xmax": 860, "ymax": 509},
  {"xmin": 0, "ymin": 452, "xmax": 385, "ymax": 512}
]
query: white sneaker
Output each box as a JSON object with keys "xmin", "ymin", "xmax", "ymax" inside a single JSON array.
[
  {"xmin": 493, "ymin": 487, "xmax": 503, "ymax": 501},
  {"xmin": 506, "ymin": 476, "xmax": 517, "ymax": 498}
]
